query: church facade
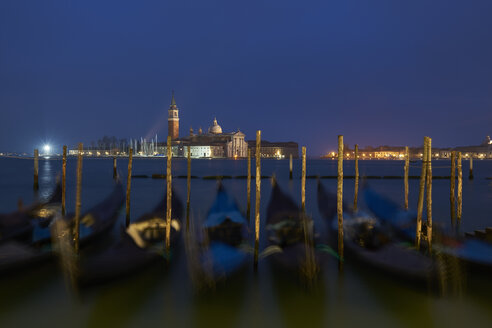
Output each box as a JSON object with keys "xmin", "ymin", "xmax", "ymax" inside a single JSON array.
[
  {"xmin": 175, "ymin": 118, "xmax": 248, "ymax": 158},
  {"xmin": 162, "ymin": 93, "xmax": 248, "ymax": 158}
]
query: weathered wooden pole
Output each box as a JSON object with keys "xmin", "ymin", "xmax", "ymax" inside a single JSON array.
[
  {"xmin": 33, "ymin": 149, "xmax": 39, "ymax": 190},
  {"xmin": 450, "ymin": 151, "xmax": 456, "ymax": 221},
  {"xmin": 165, "ymin": 136, "xmax": 173, "ymax": 252},
  {"xmin": 337, "ymin": 135, "xmax": 344, "ymax": 264},
  {"xmin": 74, "ymin": 143, "xmax": 83, "ymax": 254},
  {"xmin": 62, "ymin": 145, "xmax": 67, "ymax": 216},
  {"xmin": 246, "ymin": 148, "xmax": 251, "ymax": 221},
  {"xmin": 404, "ymin": 146, "xmax": 409, "ymax": 210},
  {"xmin": 186, "ymin": 146, "xmax": 191, "ymax": 230},
  {"xmin": 187, "ymin": 146, "xmax": 191, "ymax": 208},
  {"xmin": 457, "ymin": 152, "xmax": 462, "ymax": 220},
  {"xmin": 289, "ymin": 154, "xmax": 293, "ymax": 179},
  {"xmin": 113, "ymin": 157, "xmax": 117, "ymax": 179},
  {"xmin": 469, "ymin": 156, "xmax": 473, "ymax": 180},
  {"xmin": 353, "ymin": 144, "xmax": 359, "ymax": 211},
  {"xmin": 301, "ymin": 146, "xmax": 306, "ymax": 211},
  {"xmin": 426, "ymin": 138, "xmax": 433, "ymax": 252},
  {"xmin": 301, "ymin": 146, "xmax": 315, "ymax": 281},
  {"xmin": 415, "ymin": 137, "xmax": 428, "ymax": 250},
  {"xmin": 254, "ymin": 130, "xmax": 261, "ymax": 269},
  {"xmin": 126, "ymin": 148, "xmax": 133, "ymax": 226}
]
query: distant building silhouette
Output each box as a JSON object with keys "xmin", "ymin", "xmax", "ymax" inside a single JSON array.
[{"xmin": 247, "ymin": 140, "xmax": 299, "ymax": 159}]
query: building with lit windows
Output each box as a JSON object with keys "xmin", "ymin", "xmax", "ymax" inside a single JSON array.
[
  {"xmin": 247, "ymin": 140, "xmax": 299, "ymax": 159},
  {"xmin": 158, "ymin": 116, "xmax": 248, "ymax": 158}
]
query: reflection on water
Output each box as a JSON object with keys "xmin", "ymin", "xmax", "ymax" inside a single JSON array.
[
  {"xmin": 0, "ymin": 158, "xmax": 491, "ymax": 327},
  {"xmin": 39, "ymin": 159, "xmax": 53, "ymax": 200}
]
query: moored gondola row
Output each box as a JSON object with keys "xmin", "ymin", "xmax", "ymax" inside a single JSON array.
[
  {"xmin": 1, "ymin": 178, "xmax": 491, "ymax": 291},
  {"xmin": 1, "ymin": 136, "xmax": 491, "ymax": 291}
]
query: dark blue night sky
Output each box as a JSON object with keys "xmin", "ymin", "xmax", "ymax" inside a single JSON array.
[{"xmin": 1, "ymin": 0, "xmax": 491, "ymax": 155}]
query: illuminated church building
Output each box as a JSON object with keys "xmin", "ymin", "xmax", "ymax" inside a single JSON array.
[
  {"xmin": 163, "ymin": 93, "xmax": 248, "ymax": 158},
  {"xmin": 67, "ymin": 92, "xmax": 298, "ymax": 158}
]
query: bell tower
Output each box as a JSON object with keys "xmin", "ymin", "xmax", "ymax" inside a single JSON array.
[{"xmin": 168, "ymin": 91, "xmax": 179, "ymax": 139}]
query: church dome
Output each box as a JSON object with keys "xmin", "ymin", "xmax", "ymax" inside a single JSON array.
[{"xmin": 208, "ymin": 118, "xmax": 223, "ymax": 134}]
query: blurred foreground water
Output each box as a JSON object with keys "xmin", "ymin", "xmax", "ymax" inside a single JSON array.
[{"xmin": 0, "ymin": 157, "xmax": 491, "ymax": 328}]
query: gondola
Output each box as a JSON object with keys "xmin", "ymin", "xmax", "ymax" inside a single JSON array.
[
  {"xmin": 265, "ymin": 178, "xmax": 318, "ymax": 278},
  {"xmin": 0, "ymin": 182, "xmax": 124, "ymax": 274},
  {"xmin": 191, "ymin": 184, "xmax": 250, "ymax": 325},
  {"xmin": 0, "ymin": 183, "xmax": 62, "ymax": 244},
  {"xmin": 197, "ymin": 184, "xmax": 249, "ymax": 283},
  {"xmin": 363, "ymin": 187, "xmax": 492, "ymax": 271},
  {"xmin": 465, "ymin": 228, "xmax": 492, "ymax": 244},
  {"xmin": 317, "ymin": 181, "xmax": 435, "ymax": 281},
  {"xmin": 79, "ymin": 189, "xmax": 183, "ymax": 285},
  {"xmin": 265, "ymin": 179, "xmax": 324, "ymax": 327}
]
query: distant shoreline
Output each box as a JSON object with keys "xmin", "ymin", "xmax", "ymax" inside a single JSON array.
[{"xmin": 1, "ymin": 154, "xmax": 491, "ymax": 161}]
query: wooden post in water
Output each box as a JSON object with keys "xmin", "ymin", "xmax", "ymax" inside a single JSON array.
[
  {"xmin": 449, "ymin": 151, "xmax": 456, "ymax": 223},
  {"xmin": 187, "ymin": 146, "xmax": 191, "ymax": 207},
  {"xmin": 247, "ymin": 148, "xmax": 251, "ymax": 221},
  {"xmin": 74, "ymin": 143, "xmax": 83, "ymax": 254},
  {"xmin": 301, "ymin": 147, "xmax": 306, "ymax": 211},
  {"xmin": 337, "ymin": 135, "xmax": 344, "ymax": 265},
  {"xmin": 404, "ymin": 146, "xmax": 409, "ymax": 210},
  {"xmin": 186, "ymin": 146, "xmax": 191, "ymax": 230},
  {"xmin": 415, "ymin": 137, "xmax": 428, "ymax": 250},
  {"xmin": 289, "ymin": 154, "xmax": 293, "ymax": 180},
  {"xmin": 457, "ymin": 152, "xmax": 462, "ymax": 220},
  {"xmin": 165, "ymin": 136, "xmax": 173, "ymax": 252},
  {"xmin": 126, "ymin": 148, "xmax": 133, "ymax": 226},
  {"xmin": 426, "ymin": 138, "xmax": 433, "ymax": 252},
  {"xmin": 301, "ymin": 146, "xmax": 315, "ymax": 281},
  {"xmin": 62, "ymin": 146, "xmax": 67, "ymax": 216},
  {"xmin": 353, "ymin": 144, "xmax": 359, "ymax": 211},
  {"xmin": 469, "ymin": 157, "xmax": 473, "ymax": 180},
  {"xmin": 113, "ymin": 157, "xmax": 117, "ymax": 179},
  {"xmin": 33, "ymin": 149, "xmax": 39, "ymax": 190},
  {"xmin": 254, "ymin": 131, "xmax": 261, "ymax": 269},
  {"xmin": 450, "ymin": 151, "xmax": 456, "ymax": 221}
]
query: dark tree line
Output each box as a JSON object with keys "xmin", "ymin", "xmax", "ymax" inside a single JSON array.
[{"xmin": 87, "ymin": 136, "xmax": 129, "ymax": 154}]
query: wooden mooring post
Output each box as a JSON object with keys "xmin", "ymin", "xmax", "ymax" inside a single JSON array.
[
  {"xmin": 74, "ymin": 143, "xmax": 83, "ymax": 254},
  {"xmin": 426, "ymin": 138, "xmax": 433, "ymax": 252},
  {"xmin": 247, "ymin": 148, "xmax": 251, "ymax": 221},
  {"xmin": 469, "ymin": 157, "xmax": 473, "ymax": 180},
  {"xmin": 186, "ymin": 146, "xmax": 191, "ymax": 230},
  {"xmin": 415, "ymin": 137, "xmax": 428, "ymax": 250},
  {"xmin": 126, "ymin": 148, "xmax": 133, "ymax": 227},
  {"xmin": 301, "ymin": 146, "xmax": 315, "ymax": 281},
  {"xmin": 113, "ymin": 157, "xmax": 117, "ymax": 179},
  {"xmin": 289, "ymin": 154, "xmax": 293, "ymax": 180},
  {"xmin": 254, "ymin": 130, "xmax": 261, "ymax": 269},
  {"xmin": 301, "ymin": 147, "xmax": 306, "ymax": 211},
  {"xmin": 353, "ymin": 144, "xmax": 359, "ymax": 211},
  {"xmin": 187, "ymin": 146, "xmax": 191, "ymax": 207},
  {"xmin": 337, "ymin": 135, "xmax": 344, "ymax": 266},
  {"xmin": 450, "ymin": 151, "xmax": 456, "ymax": 221},
  {"xmin": 165, "ymin": 136, "xmax": 173, "ymax": 252},
  {"xmin": 62, "ymin": 145, "xmax": 67, "ymax": 216},
  {"xmin": 457, "ymin": 152, "xmax": 462, "ymax": 220},
  {"xmin": 33, "ymin": 149, "xmax": 39, "ymax": 190},
  {"xmin": 404, "ymin": 146, "xmax": 409, "ymax": 210}
]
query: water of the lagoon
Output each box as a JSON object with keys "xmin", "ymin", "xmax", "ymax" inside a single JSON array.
[{"xmin": 0, "ymin": 157, "xmax": 491, "ymax": 328}]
